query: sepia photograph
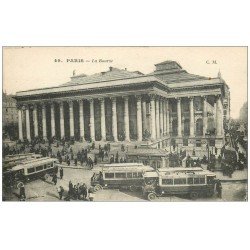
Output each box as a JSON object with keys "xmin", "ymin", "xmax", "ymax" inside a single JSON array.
[{"xmin": 2, "ymin": 46, "xmax": 248, "ymax": 202}]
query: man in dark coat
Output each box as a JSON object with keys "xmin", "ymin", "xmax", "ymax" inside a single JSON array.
[
  {"xmin": 59, "ymin": 167, "xmax": 64, "ymax": 179},
  {"xmin": 19, "ymin": 184, "xmax": 26, "ymax": 201},
  {"xmin": 52, "ymin": 174, "xmax": 57, "ymax": 185}
]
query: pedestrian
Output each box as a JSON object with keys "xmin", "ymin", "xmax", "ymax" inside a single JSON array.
[
  {"xmin": 52, "ymin": 174, "xmax": 57, "ymax": 185},
  {"xmin": 88, "ymin": 187, "xmax": 95, "ymax": 201},
  {"xmin": 216, "ymin": 180, "xmax": 222, "ymax": 199},
  {"xmin": 74, "ymin": 158, "xmax": 78, "ymax": 166},
  {"xmin": 67, "ymin": 158, "xmax": 70, "ymax": 166},
  {"xmin": 57, "ymin": 186, "xmax": 64, "ymax": 200},
  {"xmin": 19, "ymin": 183, "xmax": 26, "ymax": 201},
  {"xmin": 59, "ymin": 167, "xmax": 64, "ymax": 179}
]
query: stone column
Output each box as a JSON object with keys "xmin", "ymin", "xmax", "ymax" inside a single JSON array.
[
  {"xmin": 89, "ymin": 99, "xmax": 95, "ymax": 141},
  {"xmin": 142, "ymin": 100, "xmax": 147, "ymax": 134},
  {"xmin": 159, "ymin": 99, "xmax": 164, "ymax": 136},
  {"xmin": 177, "ymin": 98, "xmax": 182, "ymax": 137},
  {"xmin": 163, "ymin": 99, "xmax": 166, "ymax": 135},
  {"xmin": 33, "ymin": 104, "xmax": 38, "ymax": 138},
  {"xmin": 18, "ymin": 107, "xmax": 23, "ymax": 141},
  {"xmin": 42, "ymin": 103, "xmax": 47, "ymax": 140},
  {"xmin": 124, "ymin": 96, "xmax": 130, "ymax": 141},
  {"xmin": 111, "ymin": 97, "xmax": 118, "ymax": 141},
  {"xmin": 100, "ymin": 98, "xmax": 106, "ymax": 141},
  {"xmin": 59, "ymin": 102, "xmax": 65, "ymax": 139},
  {"xmin": 25, "ymin": 105, "xmax": 31, "ymax": 141},
  {"xmin": 78, "ymin": 100, "xmax": 85, "ymax": 141},
  {"xmin": 150, "ymin": 95, "xmax": 156, "ymax": 140},
  {"xmin": 189, "ymin": 97, "xmax": 195, "ymax": 137},
  {"xmin": 166, "ymin": 99, "xmax": 170, "ymax": 135},
  {"xmin": 155, "ymin": 97, "xmax": 160, "ymax": 138},
  {"xmin": 203, "ymin": 96, "xmax": 208, "ymax": 136},
  {"xmin": 216, "ymin": 96, "xmax": 223, "ymax": 136},
  {"xmin": 51, "ymin": 102, "xmax": 56, "ymax": 138},
  {"xmin": 136, "ymin": 95, "xmax": 142, "ymax": 141},
  {"xmin": 69, "ymin": 101, "xmax": 74, "ymax": 138}
]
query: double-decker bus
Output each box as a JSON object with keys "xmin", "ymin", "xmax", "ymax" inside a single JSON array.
[
  {"xmin": 142, "ymin": 167, "xmax": 217, "ymax": 200},
  {"xmin": 3, "ymin": 157, "xmax": 58, "ymax": 188},
  {"xmin": 90, "ymin": 163, "xmax": 154, "ymax": 191}
]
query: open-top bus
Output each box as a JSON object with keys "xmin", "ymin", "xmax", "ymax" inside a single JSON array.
[
  {"xmin": 142, "ymin": 167, "xmax": 217, "ymax": 200},
  {"xmin": 3, "ymin": 157, "xmax": 58, "ymax": 188},
  {"xmin": 91, "ymin": 163, "xmax": 154, "ymax": 191}
]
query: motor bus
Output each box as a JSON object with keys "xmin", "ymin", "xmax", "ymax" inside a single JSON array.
[
  {"xmin": 3, "ymin": 157, "xmax": 58, "ymax": 188},
  {"xmin": 142, "ymin": 167, "xmax": 217, "ymax": 201},
  {"xmin": 90, "ymin": 163, "xmax": 154, "ymax": 191}
]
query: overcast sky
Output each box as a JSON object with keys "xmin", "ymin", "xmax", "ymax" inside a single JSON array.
[{"xmin": 3, "ymin": 47, "xmax": 247, "ymax": 119}]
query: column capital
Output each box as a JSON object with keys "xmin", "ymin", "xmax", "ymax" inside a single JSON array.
[
  {"xmin": 149, "ymin": 94, "xmax": 156, "ymax": 100},
  {"xmin": 136, "ymin": 95, "xmax": 142, "ymax": 101},
  {"xmin": 203, "ymin": 95, "xmax": 208, "ymax": 100},
  {"xmin": 76, "ymin": 99, "xmax": 83, "ymax": 104},
  {"xmin": 122, "ymin": 96, "xmax": 129, "ymax": 101},
  {"xmin": 188, "ymin": 96, "xmax": 194, "ymax": 100},
  {"xmin": 89, "ymin": 98, "xmax": 94, "ymax": 104},
  {"xmin": 98, "ymin": 97, "xmax": 105, "ymax": 102},
  {"xmin": 111, "ymin": 97, "xmax": 117, "ymax": 102},
  {"xmin": 176, "ymin": 97, "xmax": 181, "ymax": 102}
]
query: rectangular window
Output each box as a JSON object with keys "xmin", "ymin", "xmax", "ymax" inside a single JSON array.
[
  {"xmin": 127, "ymin": 173, "xmax": 133, "ymax": 178},
  {"xmin": 137, "ymin": 172, "xmax": 143, "ymax": 178},
  {"xmin": 199, "ymin": 178, "xmax": 205, "ymax": 184},
  {"xmin": 174, "ymin": 178, "xmax": 186, "ymax": 185},
  {"xmin": 196, "ymin": 140, "xmax": 201, "ymax": 147},
  {"xmin": 209, "ymin": 139, "xmax": 215, "ymax": 147},
  {"xmin": 44, "ymin": 164, "xmax": 47, "ymax": 169},
  {"xmin": 115, "ymin": 173, "xmax": 126, "ymax": 179},
  {"xmin": 105, "ymin": 173, "xmax": 114, "ymax": 179},
  {"xmin": 183, "ymin": 139, "xmax": 188, "ymax": 146},
  {"xmin": 194, "ymin": 178, "xmax": 200, "ymax": 184},
  {"xmin": 162, "ymin": 179, "xmax": 173, "ymax": 185},
  {"xmin": 27, "ymin": 167, "xmax": 35, "ymax": 174},
  {"xmin": 132, "ymin": 172, "xmax": 138, "ymax": 178},
  {"xmin": 36, "ymin": 165, "xmax": 43, "ymax": 171},
  {"xmin": 187, "ymin": 178, "xmax": 193, "ymax": 184}
]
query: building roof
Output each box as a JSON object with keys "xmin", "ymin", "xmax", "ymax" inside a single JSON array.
[
  {"xmin": 15, "ymin": 60, "xmax": 225, "ymax": 98},
  {"xmin": 61, "ymin": 67, "xmax": 144, "ymax": 86}
]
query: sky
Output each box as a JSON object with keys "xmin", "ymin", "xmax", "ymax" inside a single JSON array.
[{"xmin": 3, "ymin": 46, "xmax": 247, "ymax": 119}]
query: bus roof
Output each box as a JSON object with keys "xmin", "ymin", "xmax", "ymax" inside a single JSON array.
[
  {"xmin": 101, "ymin": 165, "xmax": 154, "ymax": 172},
  {"xmin": 11, "ymin": 158, "xmax": 57, "ymax": 171},
  {"xmin": 157, "ymin": 167, "xmax": 204, "ymax": 173},
  {"xmin": 102, "ymin": 163, "xmax": 144, "ymax": 168}
]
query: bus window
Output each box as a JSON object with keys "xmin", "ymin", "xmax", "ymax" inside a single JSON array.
[
  {"xmin": 187, "ymin": 178, "xmax": 193, "ymax": 184},
  {"xmin": 162, "ymin": 179, "xmax": 173, "ymax": 185},
  {"xmin": 199, "ymin": 177, "xmax": 205, "ymax": 184},
  {"xmin": 27, "ymin": 167, "xmax": 35, "ymax": 174},
  {"xmin": 194, "ymin": 178, "xmax": 200, "ymax": 184},
  {"xmin": 115, "ymin": 173, "xmax": 126, "ymax": 179},
  {"xmin": 105, "ymin": 173, "xmax": 114, "ymax": 179},
  {"xmin": 174, "ymin": 178, "xmax": 186, "ymax": 185},
  {"xmin": 127, "ymin": 173, "xmax": 133, "ymax": 178},
  {"xmin": 132, "ymin": 173, "xmax": 138, "ymax": 178},
  {"xmin": 137, "ymin": 172, "xmax": 143, "ymax": 178},
  {"xmin": 36, "ymin": 166, "xmax": 43, "ymax": 171}
]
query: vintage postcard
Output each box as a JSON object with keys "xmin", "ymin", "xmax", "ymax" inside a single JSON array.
[{"xmin": 2, "ymin": 46, "xmax": 248, "ymax": 202}]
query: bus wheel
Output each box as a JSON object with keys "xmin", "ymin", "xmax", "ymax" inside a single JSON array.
[
  {"xmin": 148, "ymin": 192, "xmax": 156, "ymax": 201},
  {"xmin": 190, "ymin": 192, "xmax": 199, "ymax": 200},
  {"xmin": 94, "ymin": 184, "xmax": 103, "ymax": 192},
  {"xmin": 16, "ymin": 181, "xmax": 24, "ymax": 189},
  {"xmin": 129, "ymin": 186, "xmax": 136, "ymax": 192}
]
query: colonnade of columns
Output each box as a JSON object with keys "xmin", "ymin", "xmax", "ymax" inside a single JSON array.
[{"xmin": 17, "ymin": 94, "xmax": 224, "ymax": 142}]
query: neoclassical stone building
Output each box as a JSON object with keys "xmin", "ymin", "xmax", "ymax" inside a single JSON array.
[{"xmin": 14, "ymin": 60, "xmax": 230, "ymax": 153}]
